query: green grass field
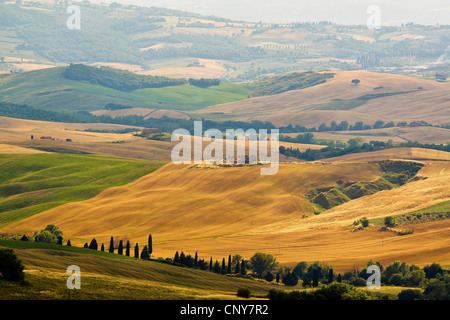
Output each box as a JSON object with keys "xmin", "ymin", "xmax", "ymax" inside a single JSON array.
[
  {"xmin": 0, "ymin": 154, "xmax": 167, "ymax": 229},
  {"xmin": 370, "ymin": 200, "xmax": 450, "ymax": 227},
  {"xmin": 0, "ymin": 240, "xmax": 279, "ymax": 300},
  {"xmin": 0, "ymin": 67, "xmax": 254, "ymax": 113}
]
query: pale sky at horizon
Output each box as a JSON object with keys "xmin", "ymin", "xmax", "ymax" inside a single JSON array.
[{"xmin": 90, "ymin": 0, "xmax": 450, "ymax": 25}]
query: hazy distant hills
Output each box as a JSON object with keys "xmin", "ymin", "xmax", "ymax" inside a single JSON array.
[{"xmin": 1, "ymin": 1, "xmax": 450, "ymax": 82}]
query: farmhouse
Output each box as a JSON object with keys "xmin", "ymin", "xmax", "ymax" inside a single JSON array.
[{"xmin": 40, "ymin": 136, "xmax": 52, "ymax": 140}]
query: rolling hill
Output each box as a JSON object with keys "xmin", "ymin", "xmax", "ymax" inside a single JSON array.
[
  {"xmin": 0, "ymin": 240, "xmax": 279, "ymax": 300},
  {"xmin": 195, "ymin": 71, "xmax": 450, "ymax": 127},
  {"xmin": 0, "ymin": 153, "xmax": 166, "ymax": 229},
  {"xmin": 0, "ymin": 66, "xmax": 254, "ymax": 113},
  {"xmin": 2, "ymin": 149, "xmax": 448, "ymax": 271}
]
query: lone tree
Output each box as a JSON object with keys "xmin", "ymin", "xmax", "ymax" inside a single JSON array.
[
  {"xmin": 351, "ymin": 79, "xmax": 361, "ymax": 86},
  {"xmin": 109, "ymin": 236, "xmax": 114, "ymax": 253},
  {"xmin": 101, "ymin": 243, "xmax": 104, "ymax": 252},
  {"xmin": 89, "ymin": 238, "xmax": 98, "ymax": 250},
  {"xmin": 134, "ymin": 243, "xmax": 139, "ymax": 258},
  {"xmin": 66, "ymin": 240, "xmax": 71, "ymax": 246},
  {"xmin": 0, "ymin": 249, "xmax": 25, "ymax": 282},
  {"xmin": 384, "ymin": 216, "xmax": 396, "ymax": 228},
  {"xmin": 148, "ymin": 234, "xmax": 153, "ymax": 258},
  {"xmin": 118, "ymin": 240, "xmax": 123, "ymax": 255}
]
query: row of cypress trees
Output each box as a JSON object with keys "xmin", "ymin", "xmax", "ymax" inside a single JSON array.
[
  {"xmin": 80, "ymin": 234, "xmax": 153, "ymax": 260},
  {"xmin": 174, "ymin": 252, "xmax": 248, "ymax": 276}
]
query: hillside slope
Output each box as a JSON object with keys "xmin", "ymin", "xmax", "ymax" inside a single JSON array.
[
  {"xmin": 0, "ymin": 240, "xmax": 277, "ymax": 300},
  {"xmin": 196, "ymin": 71, "xmax": 450, "ymax": 127},
  {"xmin": 3, "ymin": 150, "xmax": 449, "ymax": 270},
  {"xmin": 0, "ymin": 67, "xmax": 252, "ymax": 113}
]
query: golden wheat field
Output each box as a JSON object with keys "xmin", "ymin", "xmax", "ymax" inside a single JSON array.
[
  {"xmin": 196, "ymin": 71, "xmax": 450, "ymax": 127},
  {"xmin": 3, "ymin": 148, "xmax": 449, "ymax": 273}
]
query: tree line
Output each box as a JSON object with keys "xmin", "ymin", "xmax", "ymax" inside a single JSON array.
[
  {"xmin": 62, "ymin": 64, "xmax": 187, "ymax": 91},
  {"xmin": 280, "ymin": 136, "xmax": 450, "ymax": 161},
  {"xmin": 11, "ymin": 226, "xmax": 450, "ymax": 300}
]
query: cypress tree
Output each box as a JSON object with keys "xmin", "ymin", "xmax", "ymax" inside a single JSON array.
[
  {"xmin": 235, "ymin": 259, "xmax": 240, "ymax": 274},
  {"xmin": 227, "ymin": 255, "xmax": 232, "ymax": 274},
  {"xmin": 276, "ymin": 272, "xmax": 280, "ymax": 283},
  {"xmin": 118, "ymin": 240, "xmax": 123, "ymax": 255},
  {"xmin": 109, "ymin": 236, "xmax": 114, "ymax": 253},
  {"xmin": 174, "ymin": 251, "xmax": 179, "ymax": 263},
  {"xmin": 140, "ymin": 245, "xmax": 150, "ymax": 260},
  {"xmin": 194, "ymin": 252, "xmax": 198, "ymax": 268},
  {"xmin": 89, "ymin": 238, "xmax": 98, "ymax": 250},
  {"xmin": 67, "ymin": 240, "xmax": 71, "ymax": 246},
  {"xmin": 101, "ymin": 243, "xmax": 104, "ymax": 251},
  {"xmin": 125, "ymin": 240, "xmax": 130, "ymax": 256},
  {"xmin": 337, "ymin": 273, "xmax": 342, "ymax": 283},
  {"xmin": 328, "ymin": 268, "xmax": 334, "ymax": 284},
  {"xmin": 134, "ymin": 243, "xmax": 139, "ymax": 258},
  {"xmin": 148, "ymin": 234, "xmax": 152, "ymax": 257},
  {"xmin": 83, "ymin": 243, "xmax": 88, "ymax": 248},
  {"xmin": 221, "ymin": 258, "xmax": 226, "ymax": 275},
  {"xmin": 213, "ymin": 260, "xmax": 221, "ymax": 274},
  {"xmin": 179, "ymin": 251, "xmax": 186, "ymax": 265},
  {"xmin": 209, "ymin": 257, "xmax": 213, "ymax": 272},
  {"xmin": 313, "ymin": 269, "xmax": 319, "ymax": 287},
  {"xmin": 240, "ymin": 259, "xmax": 246, "ymax": 275}
]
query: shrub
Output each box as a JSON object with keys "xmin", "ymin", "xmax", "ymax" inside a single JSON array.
[
  {"xmin": 398, "ymin": 289, "xmax": 424, "ymax": 300},
  {"xmin": 268, "ymin": 283, "xmax": 371, "ymax": 300},
  {"xmin": 282, "ymin": 272, "xmax": 299, "ymax": 286},
  {"xmin": 0, "ymin": 249, "xmax": 25, "ymax": 282},
  {"xmin": 384, "ymin": 216, "xmax": 396, "ymax": 228},
  {"xmin": 360, "ymin": 217, "xmax": 369, "ymax": 228},
  {"xmin": 264, "ymin": 271, "xmax": 274, "ymax": 282},
  {"xmin": 423, "ymin": 280, "xmax": 450, "ymax": 300},
  {"xmin": 34, "ymin": 225, "xmax": 63, "ymax": 244},
  {"xmin": 350, "ymin": 278, "xmax": 367, "ymax": 287},
  {"xmin": 237, "ymin": 288, "xmax": 251, "ymax": 298}
]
